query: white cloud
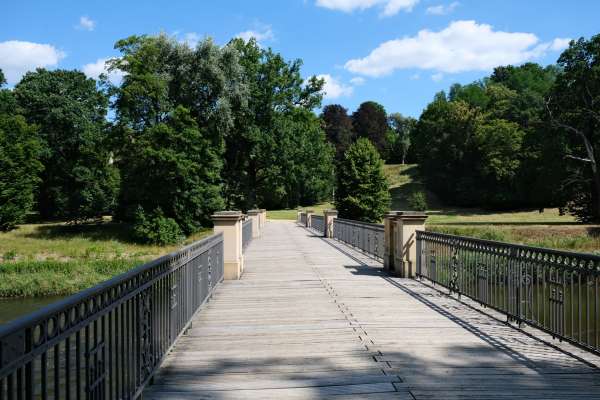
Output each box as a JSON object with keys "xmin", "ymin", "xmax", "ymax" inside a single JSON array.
[
  {"xmin": 82, "ymin": 58, "xmax": 124, "ymax": 85},
  {"xmin": 345, "ymin": 20, "xmax": 567, "ymax": 77},
  {"xmin": 0, "ymin": 40, "xmax": 65, "ymax": 84},
  {"xmin": 350, "ymin": 76, "xmax": 366, "ymax": 85},
  {"xmin": 236, "ymin": 25, "xmax": 274, "ymax": 44},
  {"xmin": 77, "ymin": 16, "xmax": 96, "ymax": 31},
  {"xmin": 550, "ymin": 37, "xmax": 571, "ymax": 51},
  {"xmin": 431, "ymin": 72, "xmax": 444, "ymax": 82},
  {"xmin": 317, "ymin": 74, "xmax": 354, "ymax": 99},
  {"xmin": 315, "ymin": 0, "xmax": 419, "ymax": 16},
  {"xmin": 182, "ymin": 32, "xmax": 201, "ymax": 47},
  {"xmin": 426, "ymin": 2, "xmax": 459, "ymax": 15},
  {"xmin": 410, "ymin": 73, "xmax": 420, "ymax": 80}
]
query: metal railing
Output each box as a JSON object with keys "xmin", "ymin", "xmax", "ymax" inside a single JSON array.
[
  {"xmin": 299, "ymin": 212, "xmax": 307, "ymax": 225},
  {"xmin": 310, "ymin": 215, "xmax": 324, "ymax": 235},
  {"xmin": 416, "ymin": 230, "xmax": 600, "ymax": 355},
  {"xmin": 333, "ymin": 218, "xmax": 384, "ymax": 260},
  {"xmin": 0, "ymin": 232, "xmax": 224, "ymax": 399},
  {"xmin": 242, "ymin": 218, "xmax": 253, "ymax": 251}
]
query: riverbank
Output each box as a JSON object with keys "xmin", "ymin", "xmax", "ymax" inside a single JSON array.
[{"xmin": 0, "ymin": 221, "xmax": 211, "ymax": 298}]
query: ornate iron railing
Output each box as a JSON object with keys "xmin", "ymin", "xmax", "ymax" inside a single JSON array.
[
  {"xmin": 333, "ymin": 218, "xmax": 384, "ymax": 260},
  {"xmin": 310, "ymin": 215, "xmax": 324, "ymax": 235},
  {"xmin": 299, "ymin": 212, "xmax": 307, "ymax": 225},
  {"xmin": 0, "ymin": 232, "xmax": 224, "ymax": 399},
  {"xmin": 416, "ymin": 230, "xmax": 600, "ymax": 355},
  {"xmin": 242, "ymin": 218, "xmax": 253, "ymax": 251}
]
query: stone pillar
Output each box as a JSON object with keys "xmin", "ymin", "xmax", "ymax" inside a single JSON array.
[
  {"xmin": 383, "ymin": 211, "xmax": 400, "ymax": 272},
  {"xmin": 305, "ymin": 210, "xmax": 314, "ymax": 228},
  {"xmin": 297, "ymin": 210, "xmax": 302, "ymax": 223},
  {"xmin": 323, "ymin": 209, "xmax": 338, "ymax": 238},
  {"xmin": 260, "ymin": 209, "xmax": 267, "ymax": 229},
  {"xmin": 395, "ymin": 212, "xmax": 428, "ymax": 278},
  {"xmin": 212, "ymin": 211, "xmax": 244, "ymax": 280},
  {"xmin": 247, "ymin": 209, "xmax": 261, "ymax": 238}
]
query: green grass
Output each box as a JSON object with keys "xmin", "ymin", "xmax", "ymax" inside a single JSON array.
[
  {"xmin": 0, "ymin": 221, "xmax": 211, "ymax": 297},
  {"xmin": 267, "ymin": 202, "xmax": 334, "ymax": 220}
]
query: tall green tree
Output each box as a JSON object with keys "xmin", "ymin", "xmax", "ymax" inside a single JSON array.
[
  {"xmin": 387, "ymin": 113, "xmax": 416, "ymax": 164},
  {"xmin": 352, "ymin": 101, "xmax": 389, "ymax": 158},
  {"xmin": 335, "ymin": 138, "xmax": 390, "ymax": 222},
  {"xmin": 14, "ymin": 69, "xmax": 118, "ymax": 220},
  {"xmin": 321, "ymin": 104, "xmax": 355, "ymax": 160},
  {"xmin": 109, "ymin": 34, "xmax": 242, "ymax": 231},
  {"xmin": 0, "ymin": 70, "xmax": 43, "ymax": 230},
  {"xmin": 223, "ymin": 38, "xmax": 331, "ymax": 210},
  {"xmin": 547, "ymin": 36, "xmax": 600, "ymax": 221}
]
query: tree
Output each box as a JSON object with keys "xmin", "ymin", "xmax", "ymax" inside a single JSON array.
[
  {"xmin": 109, "ymin": 35, "xmax": 239, "ymax": 232},
  {"xmin": 14, "ymin": 69, "xmax": 118, "ymax": 221},
  {"xmin": 546, "ymin": 36, "xmax": 600, "ymax": 221},
  {"xmin": 387, "ymin": 113, "xmax": 416, "ymax": 164},
  {"xmin": 223, "ymin": 38, "xmax": 331, "ymax": 210},
  {"xmin": 352, "ymin": 101, "xmax": 389, "ymax": 158},
  {"xmin": 335, "ymin": 138, "xmax": 390, "ymax": 222},
  {"xmin": 0, "ymin": 72, "xmax": 43, "ymax": 230},
  {"xmin": 321, "ymin": 104, "xmax": 355, "ymax": 160}
]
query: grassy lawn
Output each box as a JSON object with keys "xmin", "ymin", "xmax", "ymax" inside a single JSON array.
[
  {"xmin": 267, "ymin": 202, "xmax": 333, "ymax": 220},
  {"xmin": 0, "ymin": 222, "xmax": 211, "ymax": 297}
]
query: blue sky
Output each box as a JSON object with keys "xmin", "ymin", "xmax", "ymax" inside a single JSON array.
[{"xmin": 2, "ymin": 0, "xmax": 599, "ymax": 117}]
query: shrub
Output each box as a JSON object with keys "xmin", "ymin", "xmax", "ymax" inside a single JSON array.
[
  {"xmin": 132, "ymin": 208, "xmax": 183, "ymax": 245},
  {"xmin": 335, "ymin": 138, "xmax": 390, "ymax": 222},
  {"xmin": 407, "ymin": 191, "xmax": 428, "ymax": 211}
]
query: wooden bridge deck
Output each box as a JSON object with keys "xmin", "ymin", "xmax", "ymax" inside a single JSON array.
[{"xmin": 144, "ymin": 220, "xmax": 600, "ymax": 400}]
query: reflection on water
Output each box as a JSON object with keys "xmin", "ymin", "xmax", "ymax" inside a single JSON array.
[{"xmin": 0, "ymin": 295, "xmax": 65, "ymax": 325}]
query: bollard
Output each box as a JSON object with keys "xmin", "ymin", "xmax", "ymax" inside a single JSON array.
[{"xmin": 212, "ymin": 211, "xmax": 244, "ymax": 280}]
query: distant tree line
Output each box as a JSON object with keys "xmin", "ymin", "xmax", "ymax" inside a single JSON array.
[
  {"xmin": 322, "ymin": 34, "xmax": 600, "ymax": 223},
  {"xmin": 0, "ymin": 35, "xmax": 334, "ymax": 242}
]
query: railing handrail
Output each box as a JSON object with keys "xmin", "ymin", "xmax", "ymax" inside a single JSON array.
[
  {"xmin": 417, "ymin": 230, "xmax": 600, "ymax": 264},
  {"xmin": 0, "ymin": 232, "xmax": 223, "ymax": 338},
  {"xmin": 335, "ymin": 218, "xmax": 384, "ymax": 230}
]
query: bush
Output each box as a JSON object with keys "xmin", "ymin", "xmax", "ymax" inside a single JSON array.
[
  {"xmin": 132, "ymin": 208, "xmax": 183, "ymax": 245},
  {"xmin": 407, "ymin": 191, "xmax": 428, "ymax": 211},
  {"xmin": 335, "ymin": 138, "xmax": 390, "ymax": 222}
]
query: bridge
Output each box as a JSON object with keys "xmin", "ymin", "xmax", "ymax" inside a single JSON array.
[{"xmin": 1, "ymin": 211, "xmax": 599, "ymax": 399}]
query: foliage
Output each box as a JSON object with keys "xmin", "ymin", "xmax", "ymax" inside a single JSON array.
[
  {"xmin": 413, "ymin": 62, "xmax": 560, "ymax": 210},
  {"xmin": 321, "ymin": 104, "xmax": 355, "ymax": 160},
  {"xmin": 0, "ymin": 79, "xmax": 43, "ymax": 231},
  {"xmin": 223, "ymin": 38, "xmax": 332, "ymax": 210},
  {"xmin": 352, "ymin": 101, "xmax": 389, "ymax": 158},
  {"xmin": 387, "ymin": 113, "xmax": 415, "ymax": 163},
  {"xmin": 547, "ymin": 35, "xmax": 600, "ymax": 222},
  {"xmin": 407, "ymin": 191, "xmax": 428, "ymax": 211},
  {"xmin": 14, "ymin": 69, "xmax": 119, "ymax": 221},
  {"xmin": 335, "ymin": 138, "xmax": 390, "ymax": 222},
  {"xmin": 110, "ymin": 35, "xmax": 237, "ymax": 233},
  {"xmin": 132, "ymin": 207, "xmax": 183, "ymax": 245}
]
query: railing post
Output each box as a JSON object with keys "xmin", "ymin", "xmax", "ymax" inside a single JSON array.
[
  {"xmin": 247, "ymin": 209, "xmax": 261, "ymax": 238},
  {"xmin": 305, "ymin": 209, "xmax": 314, "ymax": 228},
  {"xmin": 395, "ymin": 211, "xmax": 428, "ymax": 278},
  {"xmin": 260, "ymin": 209, "xmax": 267, "ymax": 229},
  {"xmin": 384, "ymin": 211, "xmax": 399, "ymax": 273},
  {"xmin": 323, "ymin": 209, "xmax": 338, "ymax": 238},
  {"xmin": 212, "ymin": 211, "xmax": 244, "ymax": 280}
]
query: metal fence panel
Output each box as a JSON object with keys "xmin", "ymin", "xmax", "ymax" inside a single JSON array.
[
  {"xmin": 310, "ymin": 215, "xmax": 324, "ymax": 235},
  {"xmin": 332, "ymin": 218, "xmax": 384, "ymax": 260},
  {"xmin": 416, "ymin": 230, "xmax": 600, "ymax": 355},
  {"xmin": 0, "ymin": 232, "xmax": 224, "ymax": 399}
]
